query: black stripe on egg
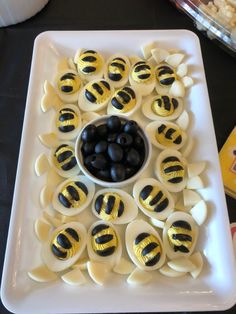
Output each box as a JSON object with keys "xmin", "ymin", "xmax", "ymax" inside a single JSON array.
[
  {"xmin": 140, "ymin": 185, "xmax": 153, "ymax": 200},
  {"xmin": 95, "ymin": 194, "xmax": 104, "ymax": 214},
  {"xmin": 105, "ymin": 195, "xmax": 115, "ymax": 214},
  {"xmin": 58, "ymin": 193, "xmax": 71, "ymax": 208},
  {"xmin": 66, "ymin": 185, "xmax": 80, "ymax": 201},
  {"xmin": 75, "ymin": 182, "xmax": 88, "ymax": 195},
  {"xmin": 92, "ymin": 83, "xmax": 104, "ymax": 95}
]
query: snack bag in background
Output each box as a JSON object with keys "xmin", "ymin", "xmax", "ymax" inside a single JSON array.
[{"xmin": 219, "ymin": 127, "xmax": 236, "ymax": 199}]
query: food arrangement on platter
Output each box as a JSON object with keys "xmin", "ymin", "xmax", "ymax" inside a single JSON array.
[{"xmin": 29, "ymin": 43, "xmax": 208, "ymax": 287}]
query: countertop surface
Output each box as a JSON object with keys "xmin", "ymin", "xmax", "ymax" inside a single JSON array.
[{"xmin": 0, "ymin": 0, "xmax": 236, "ymax": 313}]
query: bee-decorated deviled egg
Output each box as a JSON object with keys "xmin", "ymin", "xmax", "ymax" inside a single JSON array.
[
  {"xmin": 133, "ymin": 178, "xmax": 174, "ymax": 220},
  {"xmin": 163, "ymin": 211, "xmax": 198, "ymax": 260},
  {"xmin": 129, "ymin": 60, "xmax": 155, "ymax": 96},
  {"xmin": 54, "ymin": 104, "xmax": 82, "ymax": 140},
  {"xmin": 52, "ymin": 175, "xmax": 95, "ymax": 216},
  {"xmin": 42, "ymin": 221, "xmax": 87, "ymax": 272},
  {"xmin": 87, "ymin": 221, "xmax": 122, "ymax": 267},
  {"xmin": 126, "ymin": 220, "xmax": 166, "ymax": 271},
  {"xmin": 142, "ymin": 94, "xmax": 183, "ymax": 121},
  {"xmin": 78, "ymin": 79, "xmax": 114, "ymax": 112},
  {"xmin": 155, "ymin": 63, "xmax": 177, "ymax": 95},
  {"xmin": 91, "ymin": 188, "xmax": 138, "ymax": 224},
  {"xmin": 145, "ymin": 121, "xmax": 187, "ymax": 150},
  {"xmin": 155, "ymin": 149, "xmax": 187, "ymax": 193},
  {"xmin": 49, "ymin": 142, "xmax": 80, "ymax": 178},
  {"xmin": 107, "ymin": 86, "xmax": 142, "ymax": 117},
  {"xmin": 104, "ymin": 54, "xmax": 130, "ymax": 88},
  {"xmin": 74, "ymin": 49, "xmax": 105, "ymax": 81},
  {"xmin": 55, "ymin": 69, "xmax": 82, "ymax": 103}
]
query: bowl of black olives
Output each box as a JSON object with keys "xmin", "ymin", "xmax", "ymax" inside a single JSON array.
[{"xmin": 75, "ymin": 115, "xmax": 152, "ymax": 187}]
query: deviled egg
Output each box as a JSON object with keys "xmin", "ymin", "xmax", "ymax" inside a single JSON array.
[
  {"xmin": 145, "ymin": 121, "xmax": 187, "ymax": 150},
  {"xmin": 55, "ymin": 69, "xmax": 82, "ymax": 103},
  {"xmin": 52, "ymin": 175, "xmax": 95, "ymax": 216},
  {"xmin": 133, "ymin": 178, "xmax": 174, "ymax": 220},
  {"xmin": 54, "ymin": 104, "xmax": 82, "ymax": 140},
  {"xmin": 91, "ymin": 188, "xmax": 138, "ymax": 224},
  {"xmin": 142, "ymin": 94, "xmax": 183, "ymax": 121},
  {"xmin": 49, "ymin": 142, "xmax": 80, "ymax": 178},
  {"xmin": 155, "ymin": 63, "xmax": 177, "ymax": 95},
  {"xmin": 87, "ymin": 221, "xmax": 122, "ymax": 267},
  {"xmin": 129, "ymin": 60, "xmax": 155, "ymax": 96},
  {"xmin": 104, "ymin": 54, "xmax": 130, "ymax": 88},
  {"xmin": 126, "ymin": 220, "xmax": 166, "ymax": 271},
  {"xmin": 163, "ymin": 211, "xmax": 198, "ymax": 259},
  {"xmin": 78, "ymin": 79, "xmax": 114, "ymax": 112},
  {"xmin": 42, "ymin": 221, "xmax": 87, "ymax": 272},
  {"xmin": 107, "ymin": 86, "xmax": 141, "ymax": 117},
  {"xmin": 155, "ymin": 149, "xmax": 187, "ymax": 193},
  {"xmin": 74, "ymin": 49, "xmax": 105, "ymax": 81}
]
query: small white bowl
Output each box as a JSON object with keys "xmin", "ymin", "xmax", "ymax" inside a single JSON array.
[{"xmin": 75, "ymin": 115, "xmax": 152, "ymax": 188}]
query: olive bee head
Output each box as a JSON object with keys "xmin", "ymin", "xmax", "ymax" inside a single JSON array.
[
  {"xmin": 58, "ymin": 181, "xmax": 88, "ymax": 208},
  {"xmin": 167, "ymin": 220, "xmax": 193, "ymax": 253},
  {"xmin": 85, "ymin": 80, "xmax": 111, "ymax": 104},
  {"xmin": 156, "ymin": 64, "xmax": 176, "ymax": 86},
  {"xmin": 108, "ymin": 57, "xmax": 128, "ymax": 82},
  {"xmin": 131, "ymin": 61, "xmax": 154, "ymax": 83},
  {"xmin": 56, "ymin": 108, "xmax": 79, "ymax": 133},
  {"xmin": 133, "ymin": 232, "xmax": 162, "ymax": 267},
  {"xmin": 51, "ymin": 227, "xmax": 80, "ymax": 260},
  {"xmin": 57, "ymin": 72, "xmax": 81, "ymax": 94},
  {"xmin": 111, "ymin": 86, "xmax": 136, "ymax": 113},
  {"xmin": 151, "ymin": 95, "xmax": 179, "ymax": 117},
  {"xmin": 91, "ymin": 223, "xmax": 118, "ymax": 257},
  {"xmin": 53, "ymin": 144, "xmax": 77, "ymax": 171},
  {"xmin": 139, "ymin": 185, "xmax": 169, "ymax": 213},
  {"xmin": 77, "ymin": 50, "xmax": 103, "ymax": 75},
  {"xmin": 94, "ymin": 192, "xmax": 124, "ymax": 221}
]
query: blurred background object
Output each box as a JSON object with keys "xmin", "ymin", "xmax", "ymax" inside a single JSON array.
[
  {"xmin": 170, "ymin": 0, "xmax": 236, "ymax": 56},
  {"xmin": 0, "ymin": 0, "xmax": 49, "ymax": 27}
]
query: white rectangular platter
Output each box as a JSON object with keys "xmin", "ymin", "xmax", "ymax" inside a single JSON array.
[{"xmin": 1, "ymin": 30, "xmax": 236, "ymax": 313}]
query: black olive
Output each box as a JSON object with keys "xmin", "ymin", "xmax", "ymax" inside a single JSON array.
[
  {"xmin": 110, "ymin": 164, "xmax": 126, "ymax": 182},
  {"xmin": 133, "ymin": 134, "xmax": 145, "ymax": 150},
  {"xmin": 95, "ymin": 141, "xmax": 108, "ymax": 154},
  {"xmin": 116, "ymin": 133, "xmax": 133, "ymax": 147},
  {"xmin": 126, "ymin": 148, "xmax": 141, "ymax": 166},
  {"xmin": 96, "ymin": 169, "xmax": 111, "ymax": 181},
  {"xmin": 123, "ymin": 120, "xmax": 139, "ymax": 135},
  {"xmin": 81, "ymin": 142, "xmax": 96, "ymax": 157},
  {"xmin": 108, "ymin": 143, "xmax": 123, "ymax": 162},
  {"xmin": 107, "ymin": 115, "xmax": 121, "ymax": 132},
  {"xmin": 81, "ymin": 124, "xmax": 97, "ymax": 142},
  {"xmin": 125, "ymin": 166, "xmax": 136, "ymax": 179},
  {"xmin": 107, "ymin": 133, "xmax": 118, "ymax": 143},
  {"xmin": 97, "ymin": 124, "xmax": 108, "ymax": 139},
  {"xmin": 90, "ymin": 154, "xmax": 108, "ymax": 170}
]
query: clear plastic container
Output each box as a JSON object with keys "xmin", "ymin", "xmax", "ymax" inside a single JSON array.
[{"xmin": 170, "ymin": 0, "xmax": 236, "ymax": 57}]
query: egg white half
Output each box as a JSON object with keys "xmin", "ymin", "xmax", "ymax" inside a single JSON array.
[
  {"xmin": 87, "ymin": 220, "xmax": 122, "ymax": 267},
  {"xmin": 133, "ymin": 178, "xmax": 174, "ymax": 220},
  {"xmin": 125, "ymin": 219, "xmax": 166, "ymax": 271},
  {"xmin": 52, "ymin": 175, "xmax": 95, "ymax": 216},
  {"xmin": 145, "ymin": 120, "xmax": 187, "ymax": 150},
  {"xmin": 91, "ymin": 188, "xmax": 138, "ymax": 224},
  {"xmin": 155, "ymin": 149, "xmax": 187, "ymax": 193},
  {"xmin": 163, "ymin": 211, "xmax": 199, "ymax": 260},
  {"xmin": 54, "ymin": 104, "xmax": 82, "ymax": 141},
  {"xmin": 42, "ymin": 221, "xmax": 87, "ymax": 272},
  {"xmin": 49, "ymin": 141, "xmax": 80, "ymax": 178},
  {"xmin": 142, "ymin": 95, "xmax": 184, "ymax": 121}
]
